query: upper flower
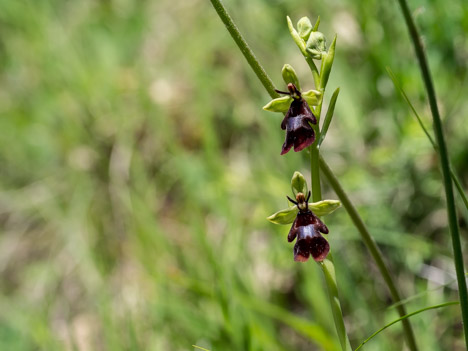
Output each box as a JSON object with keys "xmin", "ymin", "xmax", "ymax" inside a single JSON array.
[{"xmin": 278, "ymin": 84, "xmax": 317, "ymax": 155}]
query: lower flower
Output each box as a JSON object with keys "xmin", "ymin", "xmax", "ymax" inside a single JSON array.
[{"xmin": 288, "ymin": 203, "xmax": 330, "ymax": 262}]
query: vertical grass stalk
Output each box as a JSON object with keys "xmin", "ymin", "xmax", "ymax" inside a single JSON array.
[{"xmin": 395, "ymin": 0, "xmax": 468, "ymax": 346}]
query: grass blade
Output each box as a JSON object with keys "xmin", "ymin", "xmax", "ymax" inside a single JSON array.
[
  {"xmin": 354, "ymin": 302, "xmax": 459, "ymax": 351},
  {"xmin": 395, "ymin": 0, "xmax": 468, "ymax": 346},
  {"xmin": 386, "ymin": 67, "xmax": 468, "ymax": 214}
]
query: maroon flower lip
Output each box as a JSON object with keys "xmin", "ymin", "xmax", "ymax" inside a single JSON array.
[
  {"xmin": 276, "ymin": 84, "xmax": 317, "ymax": 155},
  {"xmin": 287, "ymin": 191, "xmax": 330, "ymax": 262}
]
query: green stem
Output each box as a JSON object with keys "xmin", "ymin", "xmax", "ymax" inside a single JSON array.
[
  {"xmin": 208, "ymin": 1, "xmax": 417, "ymax": 348},
  {"xmin": 312, "ymin": 109, "xmax": 350, "ymax": 350},
  {"xmin": 396, "ymin": 0, "xmax": 468, "ymax": 347},
  {"xmin": 319, "ymin": 156, "xmax": 418, "ymax": 351}
]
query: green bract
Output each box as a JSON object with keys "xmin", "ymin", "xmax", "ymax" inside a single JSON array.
[
  {"xmin": 282, "ymin": 64, "xmax": 301, "ymax": 90},
  {"xmin": 287, "ymin": 16, "xmax": 307, "ymax": 56},
  {"xmin": 297, "ymin": 17, "xmax": 313, "ymax": 41},
  {"xmin": 291, "ymin": 171, "xmax": 308, "ymax": 196},
  {"xmin": 267, "ymin": 199, "xmax": 341, "ymax": 225},
  {"xmin": 262, "ymin": 96, "xmax": 293, "ymax": 113},
  {"xmin": 320, "ymin": 35, "xmax": 336, "ymax": 90}
]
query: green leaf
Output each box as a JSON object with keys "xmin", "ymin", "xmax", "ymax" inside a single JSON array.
[
  {"xmin": 354, "ymin": 301, "xmax": 459, "ymax": 351},
  {"xmin": 302, "ymin": 89, "xmax": 321, "ymax": 106},
  {"xmin": 267, "ymin": 206, "xmax": 298, "ymax": 225},
  {"xmin": 263, "ymin": 96, "xmax": 293, "ymax": 113},
  {"xmin": 287, "ymin": 16, "xmax": 307, "ymax": 56},
  {"xmin": 297, "ymin": 17, "xmax": 313, "ymax": 41},
  {"xmin": 291, "ymin": 171, "xmax": 308, "ymax": 196},
  {"xmin": 309, "ymin": 200, "xmax": 341, "ymax": 216},
  {"xmin": 282, "ymin": 64, "xmax": 301, "ymax": 90},
  {"xmin": 318, "ymin": 87, "xmax": 340, "ymax": 146},
  {"xmin": 320, "ymin": 35, "xmax": 336, "ymax": 90}
]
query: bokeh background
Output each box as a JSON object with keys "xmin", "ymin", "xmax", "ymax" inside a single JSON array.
[{"xmin": 1, "ymin": 0, "xmax": 467, "ymax": 350}]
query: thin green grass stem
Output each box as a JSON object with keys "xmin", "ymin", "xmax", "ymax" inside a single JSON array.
[
  {"xmin": 395, "ymin": 0, "xmax": 468, "ymax": 347},
  {"xmin": 387, "ymin": 67, "xmax": 468, "ymax": 212}
]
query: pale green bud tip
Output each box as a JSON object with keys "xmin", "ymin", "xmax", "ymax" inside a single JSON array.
[
  {"xmin": 297, "ymin": 17, "xmax": 313, "ymax": 41},
  {"xmin": 281, "ymin": 64, "xmax": 300, "ymax": 90},
  {"xmin": 306, "ymin": 31, "xmax": 327, "ymax": 60},
  {"xmin": 291, "ymin": 171, "xmax": 308, "ymax": 196}
]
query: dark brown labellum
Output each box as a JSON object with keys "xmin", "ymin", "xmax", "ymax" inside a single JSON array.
[{"xmin": 276, "ymin": 84, "xmax": 317, "ymax": 155}]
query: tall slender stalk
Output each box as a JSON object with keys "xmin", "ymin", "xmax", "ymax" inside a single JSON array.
[
  {"xmin": 395, "ymin": 0, "xmax": 468, "ymax": 346},
  {"xmin": 208, "ymin": 0, "xmax": 418, "ymax": 349},
  {"xmin": 312, "ymin": 108, "xmax": 351, "ymax": 351}
]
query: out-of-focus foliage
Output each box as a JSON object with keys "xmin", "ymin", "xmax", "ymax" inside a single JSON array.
[{"xmin": 0, "ymin": 0, "xmax": 467, "ymax": 350}]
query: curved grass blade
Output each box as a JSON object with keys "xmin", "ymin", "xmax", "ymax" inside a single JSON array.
[
  {"xmin": 193, "ymin": 346, "xmax": 211, "ymax": 351},
  {"xmin": 387, "ymin": 67, "xmax": 468, "ymax": 212},
  {"xmin": 354, "ymin": 302, "xmax": 459, "ymax": 351},
  {"xmin": 389, "ymin": 273, "xmax": 468, "ymax": 310}
]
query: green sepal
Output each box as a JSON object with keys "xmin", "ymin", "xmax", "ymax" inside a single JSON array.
[
  {"xmin": 287, "ymin": 16, "xmax": 307, "ymax": 56},
  {"xmin": 291, "ymin": 171, "xmax": 308, "ymax": 196},
  {"xmin": 263, "ymin": 96, "xmax": 293, "ymax": 113},
  {"xmin": 306, "ymin": 31, "xmax": 327, "ymax": 60},
  {"xmin": 267, "ymin": 199, "xmax": 341, "ymax": 225},
  {"xmin": 309, "ymin": 200, "xmax": 341, "ymax": 216},
  {"xmin": 267, "ymin": 205, "xmax": 298, "ymax": 225},
  {"xmin": 320, "ymin": 35, "xmax": 336, "ymax": 90},
  {"xmin": 282, "ymin": 64, "xmax": 301, "ymax": 91},
  {"xmin": 302, "ymin": 89, "xmax": 321, "ymax": 106},
  {"xmin": 297, "ymin": 17, "xmax": 313, "ymax": 41}
]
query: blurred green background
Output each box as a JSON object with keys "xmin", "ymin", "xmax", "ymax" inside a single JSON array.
[{"xmin": 1, "ymin": 0, "xmax": 467, "ymax": 350}]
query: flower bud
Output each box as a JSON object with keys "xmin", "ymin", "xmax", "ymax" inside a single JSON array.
[
  {"xmin": 282, "ymin": 64, "xmax": 301, "ymax": 91},
  {"xmin": 297, "ymin": 17, "xmax": 313, "ymax": 41},
  {"xmin": 306, "ymin": 31, "xmax": 327, "ymax": 60},
  {"xmin": 291, "ymin": 171, "xmax": 308, "ymax": 197}
]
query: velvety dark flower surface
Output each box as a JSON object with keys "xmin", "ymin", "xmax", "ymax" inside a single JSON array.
[
  {"xmin": 287, "ymin": 192, "xmax": 330, "ymax": 262},
  {"xmin": 278, "ymin": 84, "xmax": 317, "ymax": 155}
]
